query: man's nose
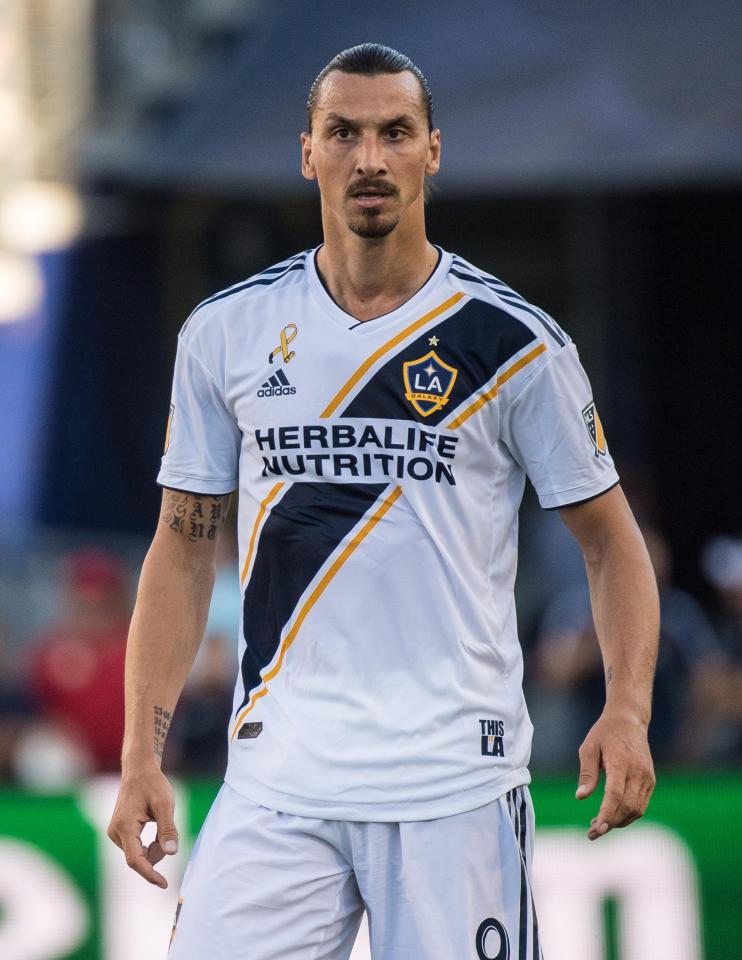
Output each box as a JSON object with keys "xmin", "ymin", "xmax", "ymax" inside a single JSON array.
[{"xmin": 355, "ymin": 133, "xmax": 387, "ymax": 176}]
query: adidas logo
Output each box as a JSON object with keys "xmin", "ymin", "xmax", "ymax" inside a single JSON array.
[{"xmin": 257, "ymin": 368, "xmax": 296, "ymax": 397}]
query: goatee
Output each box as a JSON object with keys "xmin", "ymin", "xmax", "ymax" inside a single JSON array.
[{"xmin": 348, "ymin": 213, "xmax": 400, "ymax": 239}]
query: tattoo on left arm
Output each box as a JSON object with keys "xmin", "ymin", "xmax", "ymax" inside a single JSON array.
[{"xmin": 606, "ymin": 664, "xmax": 613, "ymax": 687}]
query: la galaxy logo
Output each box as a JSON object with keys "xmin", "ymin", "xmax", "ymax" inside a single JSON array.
[
  {"xmin": 581, "ymin": 401, "xmax": 607, "ymax": 457},
  {"xmin": 403, "ymin": 350, "xmax": 458, "ymax": 417}
]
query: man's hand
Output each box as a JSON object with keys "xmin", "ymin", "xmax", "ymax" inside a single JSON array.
[
  {"xmin": 575, "ymin": 710, "xmax": 655, "ymax": 840},
  {"xmin": 107, "ymin": 762, "xmax": 179, "ymax": 888}
]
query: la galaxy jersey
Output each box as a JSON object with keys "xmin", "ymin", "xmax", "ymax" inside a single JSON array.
[{"xmin": 158, "ymin": 247, "xmax": 618, "ymax": 820}]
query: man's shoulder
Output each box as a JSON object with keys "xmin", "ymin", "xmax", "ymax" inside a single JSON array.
[
  {"xmin": 180, "ymin": 249, "xmax": 312, "ymax": 340},
  {"xmin": 445, "ymin": 251, "xmax": 570, "ymax": 351},
  {"xmin": 446, "ymin": 251, "xmax": 531, "ymax": 302}
]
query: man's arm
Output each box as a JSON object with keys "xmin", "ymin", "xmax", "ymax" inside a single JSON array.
[
  {"xmin": 107, "ymin": 488, "xmax": 231, "ymax": 887},
  {"xmin": 558, "ymin": 485, "xmax": 659, "ymax": 840}
]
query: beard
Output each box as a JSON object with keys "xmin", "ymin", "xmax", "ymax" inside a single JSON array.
[
  {"xmin": 347, "ymin": 209, "xmax": 401, "ymax": 239},
  {"xmin": 344, "ymin": 178, "xmax": 400, "ymax": 239}
]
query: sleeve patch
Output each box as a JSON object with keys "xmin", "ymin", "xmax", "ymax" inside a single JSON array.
[{"xmin": 581, "ymin": 401, "xmax": 606, "ymax": 457}]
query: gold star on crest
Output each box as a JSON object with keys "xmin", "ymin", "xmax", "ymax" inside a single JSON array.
[{"xmin": 428, "ymin": 335, "xmax": 440, "ymax": 346}]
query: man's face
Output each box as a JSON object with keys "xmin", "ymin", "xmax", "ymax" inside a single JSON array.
[{"xmin": 301, "ymin": 71, "xmax": 440, "ymax": 239}]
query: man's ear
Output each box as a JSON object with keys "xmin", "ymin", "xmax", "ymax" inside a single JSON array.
[
  {"xmin": 425, "ymin": 128, "xmax": 441, "ymax": 177},
  {"xmin": 301, "ymin": 132, "xmax": 316, "ymax": 181}
]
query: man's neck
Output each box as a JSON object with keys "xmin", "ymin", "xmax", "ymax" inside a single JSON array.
[{"xmin": 316, "ymin": 225, "xmax": 439, "ymax": 323}]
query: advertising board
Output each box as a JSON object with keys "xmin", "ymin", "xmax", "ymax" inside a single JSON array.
[{"xmin": 0, "ymin": 774, "xmax": 737, "ymax": 959}]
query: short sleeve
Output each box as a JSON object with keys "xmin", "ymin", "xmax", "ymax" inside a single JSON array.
[
  {"xmin": 157, "ymin": 336, "xmax": 240, "ymax": 494},
  {"xmin": 501, "ymin": 344, "xmax": 619, "ymax": 509}
]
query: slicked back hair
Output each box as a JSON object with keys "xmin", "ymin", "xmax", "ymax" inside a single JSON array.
[{"xmin": 307, "ymin": 43, "xmax": 434, "ymax": 132}]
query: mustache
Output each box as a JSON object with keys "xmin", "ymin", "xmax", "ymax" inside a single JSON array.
[{"xmin": 346, "ymin": 179, "xmax": 398, "ymax": 198}]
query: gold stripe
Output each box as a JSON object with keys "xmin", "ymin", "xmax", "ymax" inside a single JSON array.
[
  {"xmin": 240, "ymin": 482, "xmax": 284, "ymax": 586},
  {"xmin": 231, "ymin": 485, "xmax": 403, "ymax": 739},
  {"xmin": 320, "ymin": 292, "xmax": 465, "ymax": 418},
  {"xmin": 445, "ymin": 342, "xmax": 547, "ymax": 430},
  {"xmin": 163, "ymin": 407, "xmax": 174, "ymax": 454}
]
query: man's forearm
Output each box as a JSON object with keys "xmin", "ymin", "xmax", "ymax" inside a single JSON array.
[
  {"xmin": 122, "ymin": 541, "xmax": 215, "ymax": 768},
  {"xmin": 108, "ymin": 490, "xmax": 229, "ymax": 888},
  {"xmin": 121, "ymin": 491, "xmax": 229, "ymax": 769},
  {"xmin": 560, "ymin": 487, "xmax": 658, "ymax": 836},
  {"xmin": 584, "ymin": 526, "xmax": 659, "ymax": 725}
]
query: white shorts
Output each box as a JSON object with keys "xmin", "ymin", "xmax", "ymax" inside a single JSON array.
[{"xmin": 168, "ymin": 782, "xmax": 542, "ymax": 960}]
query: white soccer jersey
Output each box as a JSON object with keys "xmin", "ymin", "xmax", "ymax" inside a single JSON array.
[{"xmin": 158, "ymin": 247, "xmax": 618, "ymax": 821}]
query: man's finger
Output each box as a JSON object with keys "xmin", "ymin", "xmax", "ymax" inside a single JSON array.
[
  {"xmin": 632, "ymin": 773, "xmax": 655, "ymax": 824},
  {"xmin": 147, "ymin": 840, "xmax": 166, "ymax": 866},
  {"xmin": 641, "ymin": 776, "xmax": 656, "ymax": 813},
  {"xmin": 589, "ymin": 769, "xmax": 627, "ymax": 840},
  {"xmin": 617, "ymin": 811, "xmax": 642, "ymax": 829},
  {"xmin": 614, "ymin": 774, "xmax": 645, "ymax": 828},
  {"xmin": 106, "ymin": 822, "xmax": 123, "ymax": 850},
  {"xmin": 152, "ymin": 796, "xmax": 179, "ymax": 857},
  {"xmin": 121, "ymin": 830, "xmax": 168, "ymax": 888},
  {"xmin": 576, "ymin": 739, "xmax": 601, "ymax": 799}
]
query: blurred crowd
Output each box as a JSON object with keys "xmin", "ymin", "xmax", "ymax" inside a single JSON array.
[
  {"xmin": 526, "ymin": 522, "xmax": 742, "ymax": 769},
  {"xmin": 0, "ymin": 514, "xmax": 741, "ymax": 788},
  {"xmin": 0, "ymin": 525, "xmax": 239, "ymax": 788}
]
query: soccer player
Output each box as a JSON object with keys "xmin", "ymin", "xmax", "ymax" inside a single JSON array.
[{"xmin": 108, "ymin": 44, "xmax": 658, "ymax": 959}]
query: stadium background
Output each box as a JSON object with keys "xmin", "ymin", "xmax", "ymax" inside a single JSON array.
[{"xmin": 0, "ymin": 1, "xmax": 740, "ymax": 958}]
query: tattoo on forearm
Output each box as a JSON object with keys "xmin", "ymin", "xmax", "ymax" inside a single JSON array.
[
  {"xmin": 153, "ymin": 705, "xmax": 173, "ymax": 761},
  {"xmin": 606, "ymin": 665, "xmax": 613, "ymax": 686},
  {"xmin": 161, "ymin": 492, "xmax": 229, "ymax": 541}
]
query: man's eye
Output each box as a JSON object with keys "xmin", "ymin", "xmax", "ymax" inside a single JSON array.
[
  {"xmin": 387, "ymin": 129, "xmax": 406, "ymax": 140},
  {"xmin": 334, "ymin": 128, "xmax": 351, "ymax": 140}
]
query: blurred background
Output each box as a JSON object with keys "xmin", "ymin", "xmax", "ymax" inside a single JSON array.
[{"xmin": 0, "ymin": 1, "xmax": 740, "ymax": 958}]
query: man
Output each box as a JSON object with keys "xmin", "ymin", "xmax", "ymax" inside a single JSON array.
[{"xmin": 108, "ymin": 44, "xmax": 658, "ymax": 959}]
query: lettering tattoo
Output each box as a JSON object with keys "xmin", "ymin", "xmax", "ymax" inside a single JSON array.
[
  {"xmin": 606, "ymin": 664, "xmax": 613, "ymax": 686},
  {"xmin": 161, "ymin": 491, "xmax": 230, "ymax": 541},
  {"xmin": 153, "ymin": 705, "xmax": 173, "ymax": 761}
]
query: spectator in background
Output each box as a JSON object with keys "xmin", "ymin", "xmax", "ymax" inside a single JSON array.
[
  {"xmin": 534, "ymin": 526, "xmax": 721, "ymax": 765},
  {"xmin": 684, "ymin": 534, "xmax": 742, "ymax": 762},
  {"xmin": 20, "ymin": 549, "xmax": 130, "ymax": 785},
  {"xmin": 0, "ymin": 619, "xmax": 34, "ymax": 781}
]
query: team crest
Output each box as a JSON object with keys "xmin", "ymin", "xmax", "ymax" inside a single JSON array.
[
  {"xmin": 403, "ymin": 350, "xmax": 458, "ymax": 417},
  {"xmin": 582, "ymin": 401, "xmax": 607, "ymax": 457}
]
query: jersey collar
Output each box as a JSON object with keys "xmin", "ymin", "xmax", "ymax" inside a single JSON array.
[{"xmin": 305, "ymin": 244, "xmax": 452, "ymax": 334}]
